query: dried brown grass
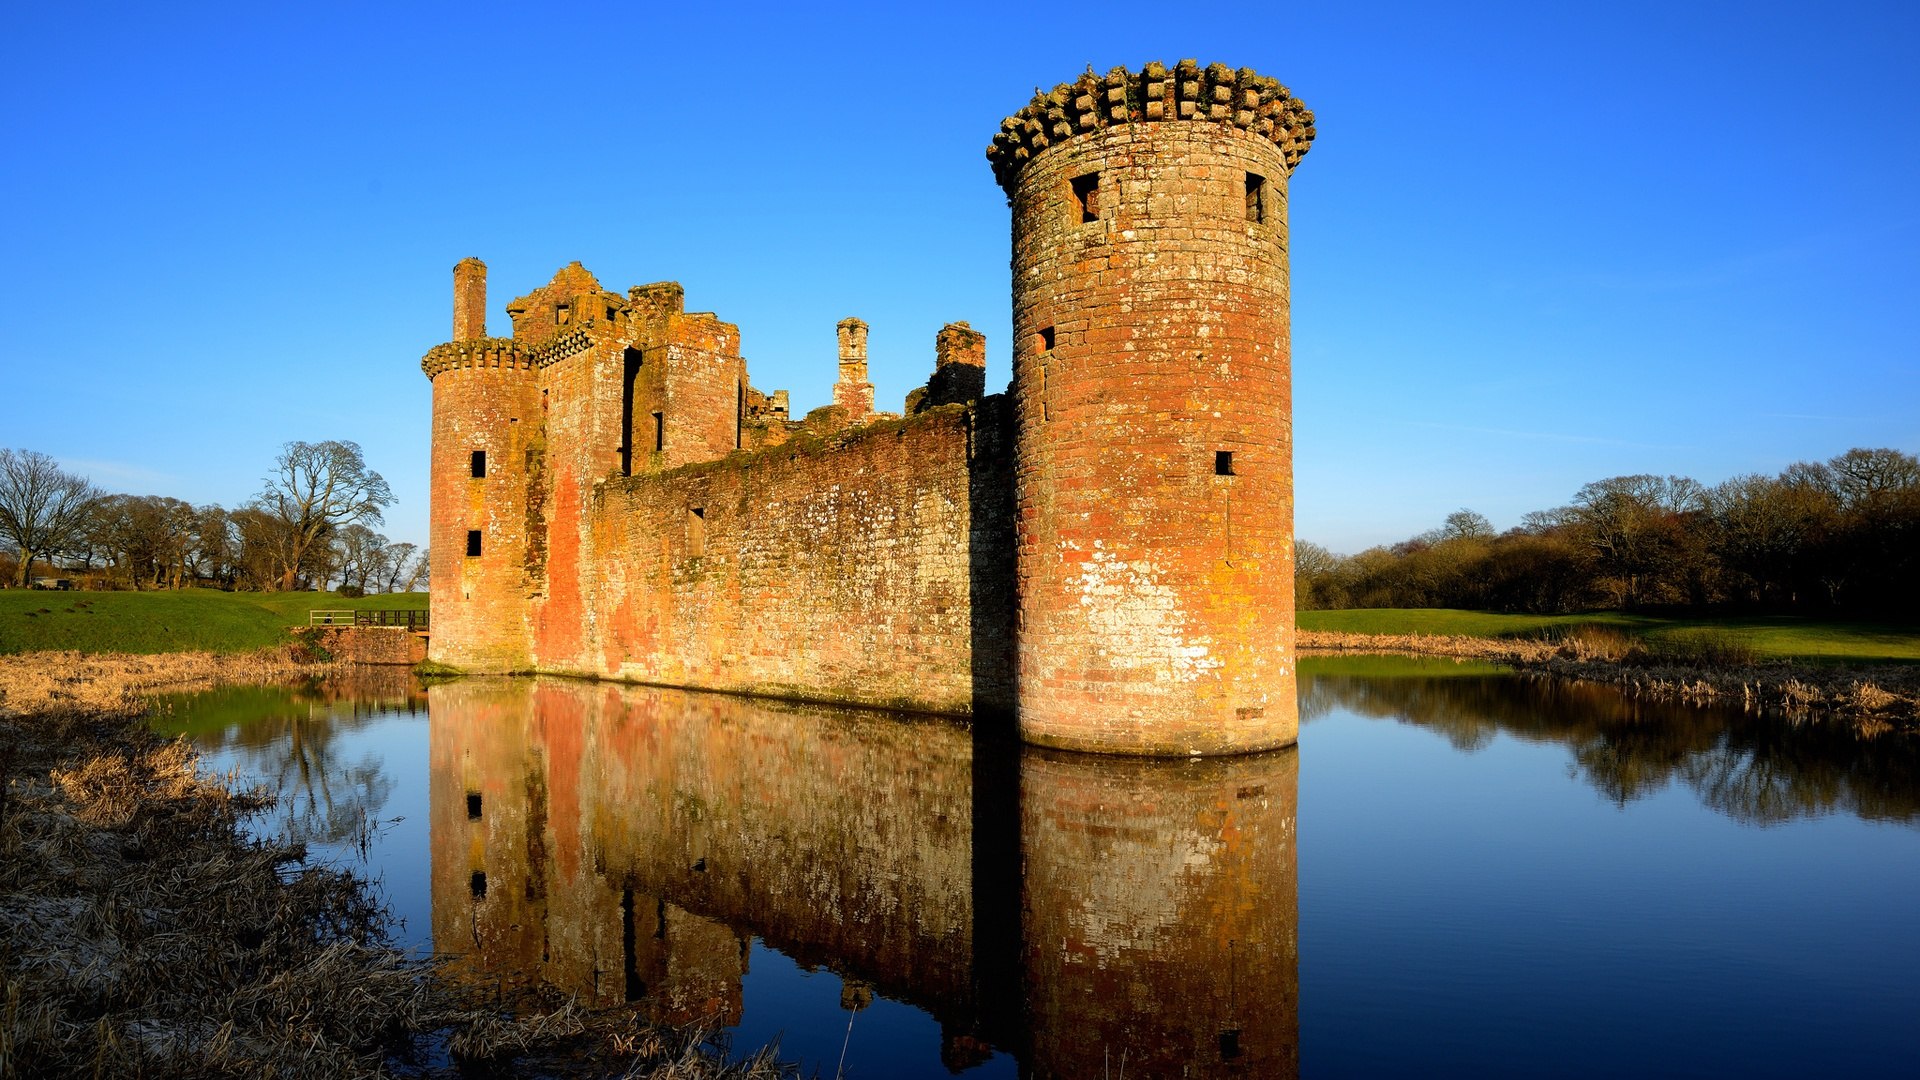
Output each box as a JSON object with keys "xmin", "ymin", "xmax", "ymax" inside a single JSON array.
[
  {"xmin": 0, "ymin": 645, "xmax": 338, "ymax": 718},
  {"xmin": 0, "ymin": 650, "xmax": 795, "ymax": 1078},
  {"xmin": 1299, "ymin": 629, "xmax": 1920, "ymax": 734}
]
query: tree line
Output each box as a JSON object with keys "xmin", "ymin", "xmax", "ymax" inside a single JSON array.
[
  {"xmin": 1298, "ymin": 447, "xmax": 1920, "ymax": 617},
  {"xmin": 0, "ymin": 441, "xmax": 426, "ymax": 593}
]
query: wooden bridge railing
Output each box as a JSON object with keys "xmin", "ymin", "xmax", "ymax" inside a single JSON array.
[{"xmin": 309, "ymin": 609, "xmax": 431, "ymax": 630}]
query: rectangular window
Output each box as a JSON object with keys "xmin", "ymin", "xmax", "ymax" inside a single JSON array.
[
  {"xmin": 466, "ymin": 792, "xmax": 483, "ymax": 820},
  {"xmin": 1245, "ymin": 173, "xmax": 1268, "ymax": 224},
  {"xmin": 687, "ymin": 507, "xmax": 705, "ymax": 557},
  {"xmin": 1036, "ymin": 326, "xmax": 1055, "ymax": 353},
  {"xmin": 466, "ymin": 530, "xmax": 482, "ymax": 557},
  {"xmin": 1070, "ymin": 172, "xmax": 1099, "ymax": 223},
  {"xmin": 470, "ymin": 871, "xmax": 487, "ymax": 899},
  {"xmin": 470, "ymin": 450, "xmax": 486, "ymax": 478},
  {"xmin": 1215, "ymin": 451, "xmax": 1235, "ymax": 476},
  {"xmin": 653, "ymin": 411, "xmax": 665, "ymax": 452}
]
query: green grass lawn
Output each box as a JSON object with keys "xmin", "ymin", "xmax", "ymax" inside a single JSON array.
[
  {"xmin": 1299, "ymin": 608, "xmax": 1920, "ymax": 665},
  {"xmin": 1296, "ymin": 653, "xmax": 1512, "ymax": 678},
  {"xmin": 0, "ymin": 588, "xmax": 428, "ymax": 655}
]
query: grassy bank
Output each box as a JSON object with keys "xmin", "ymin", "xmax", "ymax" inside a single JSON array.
[
  {"xmin": 0, "ymin": 650, "xmax": 790, "ymax": 1078},
  {"xmin": 0, "ymin": 589, "xmax": 427, "ymax": 656},
  {"xmin": 1299, "ymin": 608, "xmax": 1920, "ymax": 665}
]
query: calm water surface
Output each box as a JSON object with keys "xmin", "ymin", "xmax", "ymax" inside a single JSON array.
[{"xmin": 150, "ymin": 659, "xmax": 1920, "ymax": 1078}]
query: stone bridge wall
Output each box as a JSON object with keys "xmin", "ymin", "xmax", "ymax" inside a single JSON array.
[{"xmin": 306, "ymin": 626, "xmax": 427, "ymax": 666}]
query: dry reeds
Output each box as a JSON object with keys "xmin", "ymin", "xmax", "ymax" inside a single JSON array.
[
  {"xmin": 1, "ymin": 702, "xmax": 425, "ymax": 1076},
  {"xmin": 0, "ymin": 646, "xmax": 339, "ymax": 718}
]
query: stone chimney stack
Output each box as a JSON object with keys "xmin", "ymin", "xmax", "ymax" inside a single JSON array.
[
  {"xmin": 833, "ymin": 317, "xmax": 874, "ymax": 418},
  {"xmin": 454, "ymin": 257, "xmax": 487, "ymax": 341},
  {"xmin": 933, "ymin": 321, "xmax": 986, "ymax": 402}
]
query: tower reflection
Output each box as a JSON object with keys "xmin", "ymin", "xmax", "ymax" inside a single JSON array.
[
  {"xmin": 1020, "ymin": 748, "xmax": 1299, "ymax": 1078},
  {"xmin": 427, "ymin": 677, "xmax": 1300, "ymax": 1074}
]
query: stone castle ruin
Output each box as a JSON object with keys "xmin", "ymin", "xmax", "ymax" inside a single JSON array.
[{"xmin": 423, "ymin": 60, "xmax": 1315, "ymax": 755}]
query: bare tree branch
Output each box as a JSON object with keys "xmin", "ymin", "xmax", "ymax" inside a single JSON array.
[{"xmin": 0, "ymin": 449, "xmax": 102, "ymax": 586}]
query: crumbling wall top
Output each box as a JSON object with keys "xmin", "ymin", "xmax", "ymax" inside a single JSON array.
[{"xmin": 986, "ymin": 60, "xmax": 1314, "ymax": 194}]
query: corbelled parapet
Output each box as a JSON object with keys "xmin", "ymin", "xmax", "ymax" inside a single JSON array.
[
  {"xmin": 421, "ymin": 338, "xmax": 535, "ymax": 379},
  {"xmin": 529, "ymin": 325, "xmax": 598, "ymax": 368},
  {"xmin": 986, "ymin": 60, "xmax": 1314, "ymax": 193}
]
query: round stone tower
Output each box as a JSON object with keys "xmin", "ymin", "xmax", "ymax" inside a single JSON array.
[
  {"xmin": 987, "ymin": 61, "xmax": 1315, "ymax": 755},
  {"xmin": 422, "ymin": 257, "xmax": 540, "ymax": 671}
]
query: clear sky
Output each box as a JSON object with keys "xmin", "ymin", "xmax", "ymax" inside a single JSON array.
[{"xmin": 3, "ymin": 1, "xmax": 1914, "ymax": 554}]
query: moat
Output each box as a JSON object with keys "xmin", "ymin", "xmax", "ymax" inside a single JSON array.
[{"xmin": 149, "ymin": 659, "xmax": 1920, "ymax": 1078}]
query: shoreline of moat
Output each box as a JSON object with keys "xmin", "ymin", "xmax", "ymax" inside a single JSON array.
[
  {"xmin": 0, "ymin": 648, "xmax": 792, "ymax": 1078},
  {"xmin": 4, "ymin": 638, "xmax": 1913, "ymax": 1072},
  {"xmin": 1298, "ymin": 630, "xmax": 1920, "ymax": 735}
]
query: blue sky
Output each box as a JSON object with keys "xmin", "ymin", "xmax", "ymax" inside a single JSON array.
[{"xmin": 3, "ymin": 1, "xmax": 1914, "ymax": 553}]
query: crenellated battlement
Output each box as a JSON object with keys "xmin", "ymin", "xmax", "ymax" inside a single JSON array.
[
  {"xmin": 421, "ymin": 338, "xmax": 535, "ymax": 379},
  {"xmin": 986, "ymin": 60, "xmax": 1314, "ymax": 193}
]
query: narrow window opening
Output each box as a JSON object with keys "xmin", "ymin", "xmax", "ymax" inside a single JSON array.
[
  {"xmin": 1215, "ymin": 451, "xmax": 1235, "ymax": 476},
  {"xmin": 469, "ymin": 871, "xmax": 487, "ymax": 899},
  {"xmin": 1070, "ymin": 172, "xmax": 1099, "ymax": 223},
  {"xmin": 652, "ymin": 411, "xmax": 665, "ymax": 453},
  {"xmin": 735, "ymin": 380, "xmax": 744, "ymax": 450},
  {"xmin": 466, "ymin": 792, "xmax": 483, "ymax": 820},
  {"xmin": 470, "ymin": 450, "xmax": 486, "ymax": 478},
  {"xmin": 620, "ymin": 348, "xmax": 641, "ymax": 476},
  {"xmin": 687, "ymin": 507, "xmax": 706, "ymax": 557},
  {"xmin": 1035, "ymin": 326, "xmax": 1055, "ymax": 353},
  {"xmin": 466, "ymin": 530, "xmax": 482, "ymax": 557},
  {"xmin": 622, "ymin": 888, "xmax": 644, "ymax": 1001},
  {"xmin": 1245, "ymin": 172, "xmax": 1268, "ymax": 224},
  {"xmin": 556, "ymin": 302, "xmax": 570, "ymax": 326},
  {"xmin": 1219, "ymin": 1029, "xmax": 1242, "ymax": 1061}
]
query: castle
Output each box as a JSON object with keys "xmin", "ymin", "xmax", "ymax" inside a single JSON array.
[{"xmin": 423, "ymin": 60, "xmax": 1315, "ymax": 756}]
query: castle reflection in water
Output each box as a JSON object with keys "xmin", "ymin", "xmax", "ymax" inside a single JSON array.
[{"xmin": 428, "ymin": 678, "xmax": 1299, "ymax": 1077}]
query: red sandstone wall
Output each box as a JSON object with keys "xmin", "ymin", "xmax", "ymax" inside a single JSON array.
[
  {"xmin": 530, "ymin": 401, "xmax": 1015, "ymax": 715},
  {"xmin": 309, "ymin": 626, "xmax": 426, "ymax": 665},
  {"xmin": 1008, "ymin": 119, "xmax": 1300, "ymax": 754},
  {"xmin": 428, "ymin": 361, "xmax": 541, "ymax": 671},
  {"xmin": 661, "ymin": 314, "xmax": 746, "ymax": 468}
]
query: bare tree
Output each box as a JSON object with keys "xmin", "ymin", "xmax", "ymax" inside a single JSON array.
[
  {"xmin": 252, "ymin": 440, "xmax": 394, "ymax": 591},
  {"xmin": 1441, "ymin": 508, "xmax": 1495, "ymax": 541},
  {"xmin": 0, "ymin": 449, "xmax": 101, "ymax": 586},
  {"xmin": 403, "ymin": 546, "xmax": 430, "ymax": 593},
  {"xmin": 188, "ymin": 505, "xmax": 237, "ymax": 587},
  {"xmin": 332, "ymin": 523, "xmax": 388, "ymax": 593},
  {"xmin": 379, "ymin": 541, "xmax": 418, "ymax": 594}
]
